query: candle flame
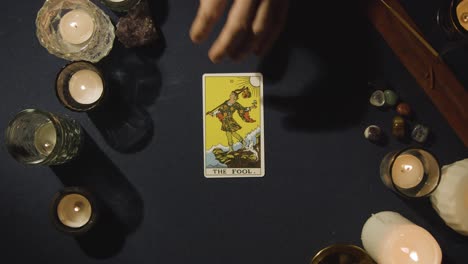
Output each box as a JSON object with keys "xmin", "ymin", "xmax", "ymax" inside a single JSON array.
[
  {"xmin": 401, "ymin": 165, "xmax": 413, "ymax": 173},
  {"xmin": 74, "ymin": 206, "xmax": 80, "ymax": 212},
  {"xmin": 410, "ymin": 251, "xmax": 419, "ymax": 262},
  {"xmin": 400, "ymin": 247, "xmax": 419, "ymax": 262},
  {"xmin": 70, "ymin": 22, "xmax": 78, "ymax": 28}
]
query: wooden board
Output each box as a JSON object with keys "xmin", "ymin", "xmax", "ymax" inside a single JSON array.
[{"xmin": 367, "ymin": 0, "xmax": 468, "ymax": 147}]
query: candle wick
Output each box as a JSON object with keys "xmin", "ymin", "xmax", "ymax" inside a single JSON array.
[{"xmin": 70, "ymin": 22, "xmax": 78, "ymax": 29}]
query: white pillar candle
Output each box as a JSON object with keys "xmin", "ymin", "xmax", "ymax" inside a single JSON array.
[
  {"xmin": 68, "ymin": 69, "xmax": 104, "ymax": 105},
  {"xmin": 34, "ymin": 121, "xmax": 57, "ymax": 156},
  {"xmin": 58, "ymin": 9, "xmax": 95, "ymax": 45},
  {"xmin": 431, "ymin": 158, "xmax": 468, "ymax": 235},
  {"xmin": 392, "ymin": 154, "xmax": 424, "ymax": 189},
  {"xmin": 57, "ymin": 193, "xmax": 92, "ymax": 228},
  {"xmin": 361, "ymin": 211, "xmax": 442, "ymax": 264}
]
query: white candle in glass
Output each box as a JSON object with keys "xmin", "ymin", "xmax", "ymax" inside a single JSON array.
[
  {"xmin": 361, "ymin": 211, "xmax": 442, "ymax": 264},
  {"xmin": 58, "ymin": 9, "xmax": 95, "ymax": 45},
  {"xmin": 34, "ymin": 121, "xmax": 57, "ymax": 156},
  {"xmin": 392, "ymin": 154, "xmax": 424, "ymax": 189},
  {"xmin": 68, "ymin": 69, "xmax": 104, "ymax": 105},
  {"xmin": 57, "ymin": 193, "xmax": 92, "ymax": 228}
]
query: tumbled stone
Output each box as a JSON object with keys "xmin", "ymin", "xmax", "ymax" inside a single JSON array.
[
  {"xmin": 116, "ymin": 0, "xmax": 159, "ymax": 48},
  {"xmin": 396, "ymin": 102, "xmax": 411, "ymax": 116},
  {"xmin": 384, "ymin": 90, "xmax": 399, "ymax": 106},
  {"xmin": 412, "ymin": 124, "xmax": 430, "ymax": 143},
  {"xmin": 370, "ymin": 90, "xmax": 385, "ymax": 107},
  {"xmin": 364, "ymin": 125, "xmax": 382, "ymax": 142},
  {"xmin": 392, "ymin": 116, "xmax": 405, "ymax": 138}
]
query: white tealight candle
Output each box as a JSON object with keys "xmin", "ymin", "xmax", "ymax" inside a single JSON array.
[
  {"xmin": 457, "ymin": 1, "xmax": 468, "ymax": 31},
  {"xmin": 58, "ymin": 9, "xmax": 95, "ymax": 45},
  {"xmin": 34, "ymin": 121, "xmax": 57, "ymax": 156},
  {"xmin": 68, "ymin": 69, "xmax": 104, "ymax": 105},
  {"xmin": 57, "ymin": 193, "xmax": 92, "ymax": 228},
  {"xmin": 392, "ymin": 154, "xmax": 424, "ymax": 189},
  {"xmin": 361, "ymin": 211, "xmax": 442, "ymax": 264}
]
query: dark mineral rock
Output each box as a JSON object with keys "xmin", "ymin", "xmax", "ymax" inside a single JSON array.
[{"xmin": 116, "ymin": 0, "xmax": 159, "ymax": 48}]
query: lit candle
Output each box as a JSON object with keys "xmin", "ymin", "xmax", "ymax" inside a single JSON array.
[
  {"xmin": 57, "ymin": 193, "xmax": 92, "ymax": 228},
  {"xmin": 5, "ymin": 109, "xmax": 82, "ymax": 165},
  {"xmin": 431, "ymin": 158, "xmax": 468, "ymax": 236},
  {"xmin": 52, "ymin": 187, "xmax": 97, "ymax": 234},
  {"xmin": 457, "ymin": 0, "xmax": 468, "ymax": 31},
  {"xmin": 58, "ymin": 9, "xmax": 95, "ymax": 45},
  {"xmin": 68, "ymin": 69, "xmax": 104, "ymax": 105},
  {"xmin": 34, "ymin": 121, "xmax": 57, "ymax": 156},
  {"xmin": 392, "ymin": 154, "xmax": 424, "ymax": 189},
  {"xmin": 361, "ymin": 211, "xmax": 442, "ymax": 264}
]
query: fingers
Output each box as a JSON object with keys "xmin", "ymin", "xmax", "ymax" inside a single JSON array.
[
  {"xmin": 190, "ymin": 0, "xmax": 228, "ymax": 44},
  {"xmin": 208, "ymin": 0, "xmax": 259, "ymax": 63},
  {"xmin": 252, "ymin": 0, "xmax": 289, "ymax": 56}
]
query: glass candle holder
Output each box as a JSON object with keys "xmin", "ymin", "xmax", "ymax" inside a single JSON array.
[
  {"xmin": 5, "ymin": 109, "xmax": 82, "ymax": 165},
  {"xmin": 56, "ymin": 61, "xmax": 106, "ymax": 111},
  {"xmin": 437, "ymin": 0, "xmax": 468, "ymax": 40},
  {"xmin": 50, "ymin": 187, "xmax": 98, "ymax": 235},
  {"xmin": 380, "ymin": 148, "xmax": 441, "ymax": 198},
  {"xmin": 100, "ymin": 0, "xmax": 141, "ymax": 12},
  {"xmin": 310, "ymin": 244, "xmax": 375, "ymax": 264},
  {"xmin": 36, "ymin": 0, "xmax": 115, "ymax": 63}
]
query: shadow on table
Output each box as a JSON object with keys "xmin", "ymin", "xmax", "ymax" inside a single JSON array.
[
  {"xmin": 50, "ymin": 131, "xmax": 144, "ymax": 259},
  {"xmin": 258, "ymin": 1, "xmax": 374, "ymax": 132},
  {"xmin": 89, "ymin": 41, "xmax": 163, "ymax": 153}
]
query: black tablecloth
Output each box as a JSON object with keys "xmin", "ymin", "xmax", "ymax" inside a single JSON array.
[{"xmin": 0, "ymin": 1, "xmax": 466, "ymax": 263}]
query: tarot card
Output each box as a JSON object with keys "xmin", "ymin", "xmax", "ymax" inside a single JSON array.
[{"xmin": 203, "ymin": 73, "xmax": 265, "ymax": 178}]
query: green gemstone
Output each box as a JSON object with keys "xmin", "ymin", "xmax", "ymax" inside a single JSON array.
[{"xmin": 384, "ymin": 90, "xmax": 398, "ymax": 106}]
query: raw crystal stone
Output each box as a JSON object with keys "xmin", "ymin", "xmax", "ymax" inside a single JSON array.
[
  {"xmin": 384, "ymin": 90, "xmax": 399, "ymax": 106},
  {"xmin": 392, "ymin": 116, "xmax": 405, "ymax": 138},
  {"xmin": 364, "ymin": 125, "xmax": 382, "ymax": 142},
  {"xmin": 370, "ymin": 90, "xmax": 385, "ymax": 107},
  {"xmin": 116, "ymin": 0, "xmax": 159, "ymax": 48},
  {"xmin": 396, "ymin": 102, "xmax": 411, "ymax": 116},
  {"xmin": 412, "ymin": 124, "xmax": 430, "ymax": 143}
]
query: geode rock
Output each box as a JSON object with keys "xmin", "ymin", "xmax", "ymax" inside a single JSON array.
[{"xmin": 116, "ymin": 0, "xmax": 159, "ymax": 48}]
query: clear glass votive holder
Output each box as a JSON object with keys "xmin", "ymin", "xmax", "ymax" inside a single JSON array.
[
  {"xmin": 36, "ymin": 0, "xmax": 115, "ymax": 62},
  {"xmin": 380, "ymin": 147, "xmax": 441, "ymax": 198},
  {"xmin": 5, "ymin": 109, "xmax": 83, "ymax": 165},
  {"xmin": 56, "ymin": 61, "xmax": 106, "ymax": 112},
  {"xmin": 100, "ymin": 0, "xmax": 141, "ymax": 12},
  {"xmin": 437, "ymin": 0, "xmax": 468, "ymax": 40},
  {"xmin": 50, "ymin": 187, "xmax": 98, "ymax": 235},
  {"xmin": 310, "ymin": 244, "xmax": 375, "ymax": 264}
]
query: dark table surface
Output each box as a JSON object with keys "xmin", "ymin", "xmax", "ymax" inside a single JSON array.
[{"xmin": 1, "ymin": 0, "xmax": 467, "ymax": 263}]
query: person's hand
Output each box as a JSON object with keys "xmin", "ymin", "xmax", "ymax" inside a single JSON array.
[{"xmin": 190, "ymin": 0, "xmax": 289, "ymax": 63}]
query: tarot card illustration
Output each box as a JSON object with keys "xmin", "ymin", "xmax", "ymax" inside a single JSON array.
[{"xmin": 203, "ymin": 73, "xmax": 265, "ymax": 178}]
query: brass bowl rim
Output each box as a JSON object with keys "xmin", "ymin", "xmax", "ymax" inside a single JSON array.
[{"xmin": 310, "ymin": 244, "xmax": 374, "ymax": 264}]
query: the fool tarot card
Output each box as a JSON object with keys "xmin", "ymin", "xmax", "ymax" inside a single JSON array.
[{"xmin": 203, "ymin": 73, "xmax": 265, "ymax": 178}]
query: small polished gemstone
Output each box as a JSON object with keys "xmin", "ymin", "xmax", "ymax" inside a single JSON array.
[
  {"xmin": 392, "ymin": 116, "xmax": 405, "ymax": 138},
  {"xmin": 396, "ymin": 102, "xmax": 411, "ymax": 116},
  {"xmin": 370, "ymin": 90, "xmax": 385, "ymax": 107},
  {"xmin": 384, "ymin": 90, "xmax": 399, "ymax": 106},
  {"xmin": 364, "ymin": 125, "xmax": 382, "ymax": 141},
  {"xmin": 412, "ymin": 124, "xmax": 430, "ymax": 143}
]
